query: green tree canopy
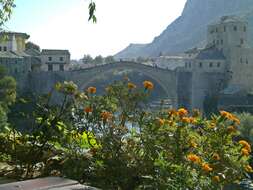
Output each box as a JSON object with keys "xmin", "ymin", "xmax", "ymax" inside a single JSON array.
[
  {"xmin": 93, "ymin": 55, "xmax": 104, "ymax": 64},
  {"xmin": 104, "ymin": 55, "xmax": 115, "ymax": 64}
]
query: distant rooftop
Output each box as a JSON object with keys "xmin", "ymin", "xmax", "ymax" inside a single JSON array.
[
  {"xmin": 210, "ymin": 15, "xmax": 247, "ymax": 26},
  {"xmin": 184, "ymin": 47, "xmax": 201, "ymax": 54},
  {"xmin": 0, "ymin": 31, "xmax": 30, "ymax": 39},
  {"xmin": 25, "ymin": 48, "xmax": 41, "ymax": 56},
  {"xmin": 41, "ymin": 49, "xmax": 70, "ymax": 55},
  {"xmin": 195, "ymin": 47, "xmax": 226, "ymax": 60},
  {"xmin": 158, "ymin": 55, "xmax": 185, "ymax": 59},
  {"xmin": 0, "ymin": 51, "xmax": 23, "ymax": 59}
]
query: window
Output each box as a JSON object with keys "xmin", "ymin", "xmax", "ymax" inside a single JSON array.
[
  {"xmin": 59, "ymin": 57, "xmax": 64, "ymax": 61},
  {"xmin": 246, "ymin": 59, "xmax": 248, "ymax": 64},
  {"xmin": 221, "ymin": 39, "xmax": 223, "ymax": 45},
  {"xmin": 213, "ymin": 40, "xmax": 215, "ymax": 45},
  {"xmin": 3, "ymin": 47, "xmax": 7, "ymax": 51},
  {"xmin": 0, "ymin": 47, "xmax": 2, "ymax": 51},
  {"xmin": 48, "ymin": 64, "xmax": 53, "ymax": 71},
  {"xmin": 48, "ymin": 57, "xmax": 52, "ymax": 61},
  {"xmin": 209, "ymin": 62, "xmax": 213, "ymax": 67},
  {"xmin": 217, "ymin": 62, "xmax": 220, "ymax": 67},
  {"xmin": 60, "ymin": 65, "xmax": 64, "ymax": 71},
  {"xmin": 224, "ymin": 26, "xmax": 226, "ymax": 32},
  {"xmin": 185, "ymin": 62, "xmax": 187, "ymax": 68},
  {"xmin": 199, "ymin": 62, "xmax": 202, "ymax": 68},
  {"xmin": 244, "ymin": 26, "xmax": 247, "ymax": 32},
  {"xmin": 216, "ymin": 28, "xmax": 218, "ymax": 33},
  {"xmin": 240, "ymin": 38, "xmax": 244, "ymax": 45},
  {"xmin": 234, "ymin": 26, "xmax": 237, "ymax": 31}
]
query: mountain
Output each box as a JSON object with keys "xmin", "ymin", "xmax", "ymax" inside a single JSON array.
[
  {"xmin": 116, "ymin": 43, "xmax": 146, "ymax": 59},
  {"xmin": 115, "ymin": 0, "xmax": 253, "ymax": 59}
]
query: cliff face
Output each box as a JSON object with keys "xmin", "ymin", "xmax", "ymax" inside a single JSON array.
[{"xmin": 115, "ymin": 0, "xmax": 253, "ymax": 59}]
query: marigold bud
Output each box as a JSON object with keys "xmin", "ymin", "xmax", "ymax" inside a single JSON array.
[
  {"xmin": 241, "ymin": 148, "xmax": 250, "ymax": 156},
  {"xmin": 212, "ymin": 175, "xmax": 220, "ymax": 183},
  {"xmin": 84, "ymin": 107, "xmax": 92, "ymax": 113},
  {"xmin": 245, "ymin": 165, "xmax": 253, "ymax": 173},
  {"xmin": 143, "ymin": 80, "xmax": 154, "ymax": 90},
  {"xmin": 212, "ymin": 153, "xmax": 220, "ymax": 161},
  {"xmin": 202, "ymin": 163, "xmax": 213, "ymax": 172},
  {"xmin": 187, "ymin": 154, "xmax": 201, "ymax": 164},
  {"xmin": 87, "ymin": 86, "xmax": 96, "ymax": 94},
  {"xmin": 127, "ymin": 82, "xmax": 136, "ymax": 89}
]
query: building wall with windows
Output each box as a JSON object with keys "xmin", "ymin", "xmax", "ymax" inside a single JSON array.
[
  {"xmin": 40, "ymin": 49, "xmax": 70, "ymax": 71},
  {"xmin": 185, "ymin": 59, "xmax": 226, "ymax": 73},
  {"xmin": 228, "ymin": 46, "xmax": 253, "ymax": 89},
  {"xmin": 0, "ymin": 32, "xmax": 29, "ymax": 53},
  {"xmin": 207, "ymin": 16, "xmax": 248, "ymax": 57},
  {"xmin": 181, "ymin": 16, "xmax": 253, "ymax": 110},
  {"xmin": 0, "ymin": 32, "xmax": 32, "ymax": 76}
]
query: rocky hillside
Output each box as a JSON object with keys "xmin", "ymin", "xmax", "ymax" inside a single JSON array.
[{"xmin": 115, "ymin": 0, "xmax": 253, "ymax": 59}]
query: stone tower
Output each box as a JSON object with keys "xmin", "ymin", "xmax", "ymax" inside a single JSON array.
[{"xmin": 207, "ymin": 16, "xmax": 248, "ymax": 58}]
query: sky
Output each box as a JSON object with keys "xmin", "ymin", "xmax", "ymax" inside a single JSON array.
[{"xmin": 6, "ymin": 0, "xmax": 187, "ymax": 59}]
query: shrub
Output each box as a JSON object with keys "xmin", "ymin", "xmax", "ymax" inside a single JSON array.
[{"xmin": 0, "ymin": 80, "xmax": 252, "ymax": 189}]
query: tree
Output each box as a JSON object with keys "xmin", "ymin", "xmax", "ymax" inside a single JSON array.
[
  {"xmin": 104, "ymin": 55, "xmax": 115, "ymax": 64},
  {"xmin": 0, "ymin": 65, "xmax": 16, "ymax": 129},
  {"xmin": 26, "ymin": 42, "xmax": 40, "ymax": 52},
  {"xmin": 93, "ymin": 55, "xmax": 104, "ymax": 64},
  {"xmin": 82, "ymin": 54, "xmax": 93, "ymax": 64},
  {"xmin": 0, "ymin": 0, "xmax": 15, "ymax": 27}
]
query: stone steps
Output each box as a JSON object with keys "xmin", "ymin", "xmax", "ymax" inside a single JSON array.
[{"xmin": 0, "ymin": 177, "xmax": 98, "ymax": 190}]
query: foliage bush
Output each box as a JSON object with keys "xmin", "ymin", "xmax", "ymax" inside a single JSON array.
[
  {"xmin": 0, "ymin": 79, "xmax": 252, "ymax": 189},
  {"xmin": 236, "ymin": 113, "xmax": 253, "ymax": 144}
]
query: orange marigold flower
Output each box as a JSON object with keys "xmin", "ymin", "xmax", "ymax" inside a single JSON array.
[
  {"xmin": 220, "ymin": 110, "xmax": 231, "ymax": 119},
  {"xmin": 143, "ymin": 80, "xmax": 154, "ymax": 90},
  {"xmin": 87, "ymin": 86, "xmax": 96, "ymax": 94},
  {"xmin": 101, "ymin": 111, "xmax": 113, "ymax": 121},
  {"xmin": 182, "ymin": 117, "xmax": 190, "ymax": 123},
  {"xmin": 187, "ymin": 154, "xmax": 201, "ymax": 164},
  {"xmin": 202, "ymin": 163, "xmax": 213, "ymax": 172},
  {"xmin": 168, "ymin": 109, "xmax": 178, "ymax": 117},
  {"xmin": 84, "ymin": 107, "xmax": 92, "ymax": 113},
  {"xmin": 212, "ymin": 153, "xmax": 221, "ymax": 161},
  {"xmin": 188, "ymin": 117, "xmax": 196, "ymax": 124},
  {"xmin": 239, "ymin": 140, "xmax": 251, "ymax": 152},
  {"xmin": 220, "ymin": 111, "xmax": 240, "ymax": 124},
  {"xmin": 156, "ymin": 118, "xmax": 165, "ymax": 126},
  {"xmin": 241, "ymin": 148, "xmax": 250, "ymax": 156},
  {"xmin": 245, "ymin": 165, "xmax": 253, "ymax": 173},
  {"xmin": 127, "ymin": 82, "xmax": 136, "ymax": 89},
  {"xmin": 212, "ymin": 175, "xmax": 220, "ymax": 183},
  {"xmin": 232, "ymin": 117, "xmax": 240, "ymax": 125},
  {"xmin": 178, "ymin": 108, "xmax": 188, "ymax": 117}
]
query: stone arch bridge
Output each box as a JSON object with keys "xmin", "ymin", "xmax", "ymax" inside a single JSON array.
[{"xmin": 27, "ymin": 61, "xmax": 178, "ymax": 106}]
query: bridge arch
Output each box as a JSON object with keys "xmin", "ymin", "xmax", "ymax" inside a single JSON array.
[{"xmin": 68, "ymin": 61, "xmax": 178, "ymax": 107}]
